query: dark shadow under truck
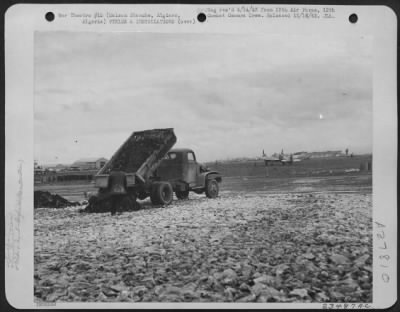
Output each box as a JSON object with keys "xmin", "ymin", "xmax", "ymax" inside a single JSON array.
[{"xmin": 84, "ymin": 128, "xmax": 222, "ymax": 213}]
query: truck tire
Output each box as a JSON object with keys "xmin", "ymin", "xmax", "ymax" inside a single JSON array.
[
  {"xmin": 175, "ymin": 190, "xmax": 189, "ymax": 200},
  {"xmin": 205, "ymin": 179, "xmax": 219, "ymax": 198},
  {"xmin": 150, "ymin": 183, "xmax": 160, "ymax": 205},
  {"xmin": 151, "ymin": 182, "xmax": 173, "ymax": 205}
]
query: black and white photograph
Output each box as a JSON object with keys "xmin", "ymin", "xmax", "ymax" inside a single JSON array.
[
  {"xmin": 4, "ymin": 3, "xmax": 397, "ymax": 309},
  {"xmin": 32, "ymin": 30, "xmax": 375, "ymax": 303}
]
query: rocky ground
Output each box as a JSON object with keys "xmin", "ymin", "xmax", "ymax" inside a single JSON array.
[{"xmin": 34, "ymin": 189, "xmax": 372, "ymax": 303}]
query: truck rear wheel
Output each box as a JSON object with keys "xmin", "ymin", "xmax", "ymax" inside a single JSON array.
[
  {"xmin": 205, "ymin": 179, "xmax": 219, "ymax": 198},
  {"xmin": 151, "ymin": 182, "xmax": 173, "ymax": 205},
  {"xmin": 175, "ymin": 190, "xmax": 189, "ymax": 200}
]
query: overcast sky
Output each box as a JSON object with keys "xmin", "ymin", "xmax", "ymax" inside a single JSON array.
[{"xmin": 34, "ymin": 31, "xmax": 372, "ymax": 164}]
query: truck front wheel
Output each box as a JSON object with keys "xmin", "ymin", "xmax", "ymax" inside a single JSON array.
[
  {"xmin": 151, "ymin": 182, "xmax": 173, "ymax": 205},
  {"xmin": 205, "ymin": 179, "xmax": 219, "ymax": 198}
]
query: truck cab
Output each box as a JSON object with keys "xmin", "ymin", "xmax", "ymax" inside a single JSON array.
[{"xmin": 155, "ymin": 148, "xmax": 222, "ymax": 199}]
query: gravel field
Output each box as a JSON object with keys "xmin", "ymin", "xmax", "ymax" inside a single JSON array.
[{"xmin": 34, "ymin": 176, "xmax": 372, "ymax": 303}]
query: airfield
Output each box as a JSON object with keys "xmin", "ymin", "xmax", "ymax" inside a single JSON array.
[{"xmin": 34, "ymin": 155, "xmax": 372, "ymax": 303}]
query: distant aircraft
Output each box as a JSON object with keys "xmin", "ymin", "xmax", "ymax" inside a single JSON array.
[
  {"xmin": 260, "ymin": 149, "xmax": 292, "ymax": 166},
  {"xmin": 259, "ymin": 149, "xmax": 309, "ymax": 166}
]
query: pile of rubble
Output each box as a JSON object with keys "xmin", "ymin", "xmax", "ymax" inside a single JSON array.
[
  {"xmin": 81, "ymin": 195, "xmax": 142, "ymax": 213},
  {"xmin": 34, "ymin": 191, "xmax": 80, "ymax": 209}
]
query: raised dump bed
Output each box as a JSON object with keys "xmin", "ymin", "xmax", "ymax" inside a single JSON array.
[{"xmin": 95, "ymin": 128, "xmax": 177, "ymax": 188}]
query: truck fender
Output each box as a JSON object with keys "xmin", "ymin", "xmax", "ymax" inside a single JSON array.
[{"xmin": 204, "ymin": 171, "xmax": 222, "ymax": 183}]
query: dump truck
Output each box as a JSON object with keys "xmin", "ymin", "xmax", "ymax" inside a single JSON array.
[{"xmin": 85, "ymin": 128, "xmax": 222, "ymax": 212}]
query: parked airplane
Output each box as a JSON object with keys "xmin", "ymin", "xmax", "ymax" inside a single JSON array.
[{"xmin": 259, "ymin": 149, "xmax": 309, "ymax": 166}]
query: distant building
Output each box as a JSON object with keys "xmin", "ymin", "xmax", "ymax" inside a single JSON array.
[
  {"xmin": 54, "ymin": 164, "xmax": 68, "ymax": 172},
  {"xmin": 71, "ymin": 157, "xmax": 108, "ymax": 170}
]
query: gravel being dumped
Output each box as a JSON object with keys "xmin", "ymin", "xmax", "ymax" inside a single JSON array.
[
  {"xmin": 34, "ymin": 191, "xmax": 80, "ymax": 208},
  {"xmin": 34, "ymin": 192, "xmax": 372, "ymax": 303}
]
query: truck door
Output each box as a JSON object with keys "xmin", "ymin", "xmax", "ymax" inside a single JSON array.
[
  {"xmin": 187, "ymin": 151, "xmax": 199, "ymax": 186},
  {"xmin": 157, "ymin": 152, "xmax": 182, "ymax": 181}
]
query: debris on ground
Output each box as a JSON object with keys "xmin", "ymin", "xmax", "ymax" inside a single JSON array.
[
  {"xmin": 34, "ymin": 191, "xmax": 80, "ymax": 208},
  {"xmin": 34, "ymin": 191, "xmax": 372, "ymax": 303},
  {"xmin": 80, "ymin": 195, "xmax": 142, "ymax": 214}
]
